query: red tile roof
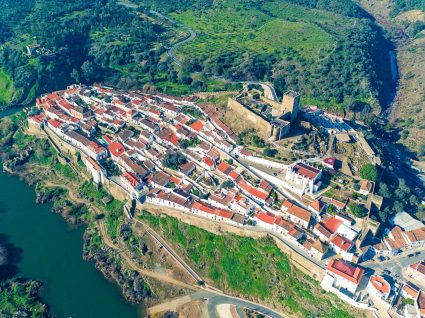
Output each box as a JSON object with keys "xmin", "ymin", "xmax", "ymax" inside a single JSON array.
[
  {"xmin": 322, "ymin": 157, "xmax": 335, "ymax": 168},
  {"xmin": 192, "ymin": 201, "xmax": 215, "ymax": 215},
  {"xmin": 259, "ymin": 179, "xmax": 272, "ymax": 194},
  {"xmin": 108, "ymin": 141, "xmax": 125, "ymax": 157},
  {"xmin": 326, "ymin": 259, "xmax": 364, "ymax": 285},
  {"xmin": 217, "ymin": 161, "xmax": 232, "ymax": 175},
  {"xmin": 309, "ymin": 200, "xmax": 325, "ymax": 213},
  {"xmin": 228, "ymin": 171, "xmax": 240, "ymax": 181},
  {"xmin": 287, "ymin": 204, "xmax": 312, "ymax": 224},
  {"xmin": 203, "ymin": 156, "xmax": 215, "ymax": 167},
  {"xmin": 370, "ymin": 275, "xmax": 390, "ymax": 295},
  {"xmin": 330, "ymin": 198, "xmax": 346, "ymax": 210},
  {"xmin": 256, "ymin": 211, "xmax": 276, "ymax": 225},
  {"xmin": 410, "ymin": 260, "xmax": 425, "ymax": 275},
  {"xmin": 86, "ymin": 157, "xmax": 102, "ymax": 172},
  {"xmin": 385, "ymin": 226, "xmax": 408, "ymax": 250},
  {"xmin": 122, "ymin": 171, "xmax": 139, "ymax": 187},
  {"xmin": 293, "ymin": 162, "xmax": 321, "ymax": 180},
  {"xmin": 189, "ymin": 120, "xmax": 204, "ymax": 132},
  {"xmin": 330, "ymin": 234, "xmax": 354, "ymax": 252},
  {"xmin": 249, "ymin": 187, "xmax": 269, "ymax": 201},
  {"xmin": 403, "ymin": 283, "xmax": 420, "ymax": 299},
  {"xmin": 48, "ymin": 118, "xmax": 62, "ymax": 129},
  {"xmin": 314, "ymin": 222, "xmax": 333, "ymax": 239},
  {"xmin": 324, "ymin": 216, "xmax": 343, "ymax": 233}
]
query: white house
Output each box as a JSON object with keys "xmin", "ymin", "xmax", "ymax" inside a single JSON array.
[
  {"xmin": 285, "ymin": 161, "xmax": 322, "ymax": 195},
  {"xmin": 367, "ymin": 275, "xmax": 391, "ymax": 302},
  {"xmin": 321, "ymin": 259, "xmax": 365, "ymax": 295},
  {"xmin": 83, "ymin": 156, "xmax": 105, "ymax": 184}
]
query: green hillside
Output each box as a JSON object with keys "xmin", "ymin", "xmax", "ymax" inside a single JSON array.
[
  {"xmin": 139, "ymin": 210, "xmax": 361, "ymax": 318},
  {"xmin": 0, "ymin": 68, "xmax": 14, "ymax": 106},
  {"xmin": 141, "ymin": 0, "xmax": 394, "ymax": 113}
]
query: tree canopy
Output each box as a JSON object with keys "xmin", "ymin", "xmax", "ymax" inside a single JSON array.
[{"xmin": 360, "ymin": 163, "xmax": 378, "ymax": 181}]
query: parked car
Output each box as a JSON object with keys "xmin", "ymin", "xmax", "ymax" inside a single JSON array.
[{"xmin": 408, "ymin": 253, "xmax": 414, "ymax": 257}]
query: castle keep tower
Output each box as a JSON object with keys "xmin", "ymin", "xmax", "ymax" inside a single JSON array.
[{"xmin": 281, "ymin": 91, "xmax": 300, "ymax": 121}]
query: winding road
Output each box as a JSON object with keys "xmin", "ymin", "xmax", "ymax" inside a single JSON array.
[
  {"xmin": 134, "ymin": 217, "xmax": 287, "ymax": 317},
  {"xmin": 119, "ymin": 0, "xmax": 280, "ymax": 102}
]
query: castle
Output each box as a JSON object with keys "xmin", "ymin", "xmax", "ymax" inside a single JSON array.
[{"xmin": 228, "ymin": 86, "xmax": 300, "ymax": 141}]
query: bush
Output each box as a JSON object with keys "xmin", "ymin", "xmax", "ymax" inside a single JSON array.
[
  {"xmin": 348, "ymin": 203, "xmax": 366, "ymax": 217},
  {"xmin": 162, "ymin": 151, "xmax": 187, "ymax": 170},
  {"xmin": 360, "ymin": 163, "xmax": 378, "ymax": 181},
  {"xmin": 263, "ymin": 147, "xmax": 278, "ymax": 157}
]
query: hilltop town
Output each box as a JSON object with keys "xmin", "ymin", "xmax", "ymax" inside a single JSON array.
[{"xmin": 27, "ymin": 84, "xmax": 425, "ymax": 318}]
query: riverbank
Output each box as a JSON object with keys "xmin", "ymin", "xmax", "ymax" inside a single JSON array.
[{"xmin": 0, "ymin": 111, "xmax": 191, "ymax": 317}]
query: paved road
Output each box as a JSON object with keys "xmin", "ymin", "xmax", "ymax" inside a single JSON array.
[
  {"xmin": 134, "ymin": 217, "xmax": 287, "ymax": 317},
  {"xmin": 166, "ymin": 26, "xmax": 196, "ymax": 67},
  {"xmin": 364, "ymin": 248, "xmax": 425, "ymax": 286},
  {"xmin": 206, "ymin": 290, "xmax": 287, "ymax": 318}
]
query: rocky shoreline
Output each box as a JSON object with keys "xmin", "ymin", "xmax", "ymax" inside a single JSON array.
[{"xmin": 1, "ymin": 154, "xmax": 154, "ymax": 307}]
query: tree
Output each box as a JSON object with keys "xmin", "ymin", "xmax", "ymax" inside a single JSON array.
[
  {"xmin": 162, "ymin": 151, "xmax": 187, "ymax": 171},
  {"xmin": 70, "ymin": 68, "xmax": 80, "ymax": 83},
  {"xmin": 360, "ymin": 163, "xmax": 378, "ymax": 181},
  {"xmin": 378, "ymin": 183, "xmax": 391, "ymax": 198},
  {"xmin": 81, "ymin": 61, "xmax": 97, "ymax": 83},
  {"xmin": 263, "ymin": 148, "xmax": 278, "ymax": 157},
  {"xmin": 348, "ymin": 203, "xmax": 366, "ymax": 218},
  {"xmin": 221, "ymin": 180, "xmax": 234, "ymax": 189}
]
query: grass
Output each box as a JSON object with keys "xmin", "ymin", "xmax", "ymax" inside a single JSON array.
[
  {"xmin": 139, "ymin": 210, "xmax": 358, "ymax": 317},
  {"xmin": 170, "ymin": 0, "xmax": 339, "ymax": 63},
  {"xmin": 0, "ymin": 68, "xmax": 14, "ymax": 106},
  {"xmin": 54, "ymin": 161, "xmax": 77, "ymax": 180},
  {"xmin": 78, "ymin": 181, "xmax": 125, "ymax": 240}
]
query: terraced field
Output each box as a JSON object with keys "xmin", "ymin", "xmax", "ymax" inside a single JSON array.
[
  {"xmin": 171, "ymin": 1, "xmax": 339, "ymax": 62},
  {"xmin": 154, "ymin": 0, "xmax": 393, "ymax": 112}
]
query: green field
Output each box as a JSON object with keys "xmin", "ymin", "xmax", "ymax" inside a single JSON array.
[
  {"xmin": 0, "ymin": 68, "xmax": 14, "ymax": 106},
  {"xmin": 172, "ymin": 1, "xmax": 338, "ymax": 62},
  {"xmin": 139, "ymin": 210, "xmax": 358, "ymax": 318},
  {"xmin": 162, "ymin": 0, "xmax": 392, "ymax": 111}
]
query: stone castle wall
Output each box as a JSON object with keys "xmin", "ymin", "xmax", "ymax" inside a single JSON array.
[{"xmin": 227, "ymin": 97, "xmax": 271, "ymax": 139}]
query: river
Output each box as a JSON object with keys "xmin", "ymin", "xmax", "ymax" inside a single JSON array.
[{"xmin": 0, "ymin": 111, "xmax": 141, "ymax": 317}]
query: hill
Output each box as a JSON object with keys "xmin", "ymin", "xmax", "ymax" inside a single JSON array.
[
  {"xmin": 357, "ymin": 0, "xmax": 425, "ymax": 160},
  {"xmin": 0, "ymin": 0, "xmax": 181, "ymax": 107},
  {"xmin": 0, "ymin": 0, "xmax": 242, "ymax": 108},
  {"xmin": 0, "ymin": 0, "xmax": 395, "ymax": 115},
  {"xmin": 139, "ymin": 210, "xmax": 365, "ymax": 318},
  {"xmin": 139, "ymin": 0, "xmax": 395, "ymax": 113}
]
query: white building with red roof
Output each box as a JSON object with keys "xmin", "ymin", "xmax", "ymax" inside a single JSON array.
[
  {"xmin": 322, "ymin": 157, "xmax": 336, "ymax": 169},
  {"xmin": 407, "ymin": 260, "xmax": 425, "ymax": 284},
  {"xmin": 321, "ymin": 259, "xmax": 366, "ymax": 295},
  {"xmin": 47, "ymin": 118, "xmax": 65, "ymax": 135},
  {"xmin": 308, "ymin": 199, "xmax": 326, "ymax": 219},
  {"xmin": 120, "ymin": 171, "xmax": 143, "ymax": 198},
  {"xmin": 282, "ymin": 201, "xmax": 312, "ymax": 229},
  {"xmin": 255, "ymin": 211, "xmax": 276, "ymax": 230},
  {"xmin": 330, "ymin": 234, "xmax": 355, "ymax": 261},
  {"xmin": 83, "ymin": 156, "xmax": 106, "ymax": 184},
  {"xmin": 192, "ymin": 201, "xmax": 234, "ymax": 222},
  {"xmin": 285, "ymin": 161, "xmax": 322, "ymax": 195},
  {"xmin": 28, "ymin": 114, "xmax": 46, "ymax": 127},
  {"xmin": 367, "ymin": 275, "xmax": 391, "ymax": 301}
]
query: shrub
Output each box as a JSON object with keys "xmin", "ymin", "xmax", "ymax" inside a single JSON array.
[{"xmin": 360, "ymin": 163, "xmax": 378, "ymax": 181}]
